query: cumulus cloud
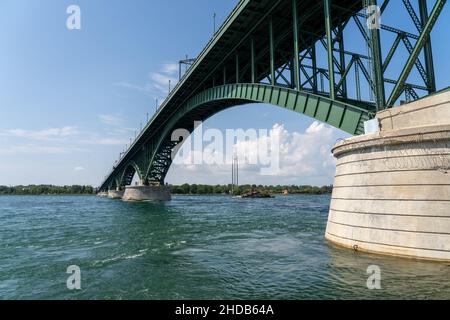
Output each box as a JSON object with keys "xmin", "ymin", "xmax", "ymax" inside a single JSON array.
[
  {"xmin": 167, "ymin": 121, "xmax": 342, "ymax": 185},
  {"xmin": 274, "ymin": 122, "xmax": 336, "ymax": 176}
]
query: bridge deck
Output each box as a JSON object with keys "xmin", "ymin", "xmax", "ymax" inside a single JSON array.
[{"xmin": 100, "ymin": 0, "xmax": 365, "ymax": 187}]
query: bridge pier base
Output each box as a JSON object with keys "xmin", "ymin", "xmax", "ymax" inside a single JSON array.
[
  {"xmin": 97, "ymin": 191, "xmax": 109, "ymax": 198},
  {"xmin": 122, "ymin": 185, "xmax": 171, "ymax": 202},
  {"xmin": 108, "ymin": 189, "xmax": 124, "ymax": 199},
  {"xmin": 326, "ymin": 91, "xmax": 450, "ymax": 262}
]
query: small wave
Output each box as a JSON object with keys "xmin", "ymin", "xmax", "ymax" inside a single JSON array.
[
  {"xmin": 92, "ymin": 249, "xmax": 149, "ymax": 266},
  {"xmin": 125, "ymin": 249, "xmax": 148, "ymax": 260},
  {"xmin": 98, "ymin": 255, "xmax": 124, "ymax": 264},
  {"xmin": 125, "ymin": 253, "xmax": 145, "ymax": 260}
]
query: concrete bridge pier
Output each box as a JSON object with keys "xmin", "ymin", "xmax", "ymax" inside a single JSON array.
[
  {"xmin": 108, "ymin": 189, "xmax": 124, "ymax": 199},
  {"xmin": 122, "ymin": 185, "xmax": 171, "ymax": 202},
  {"xmin": 325, "ymin": 90, "xmax": 450, "ymax": 262}
]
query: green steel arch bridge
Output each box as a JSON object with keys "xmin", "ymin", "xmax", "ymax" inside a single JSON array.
[{"xmin": 99, "ymin": 0, "xmax": 447, "ymax": 192}]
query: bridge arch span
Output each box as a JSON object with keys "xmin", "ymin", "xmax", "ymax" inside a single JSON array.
[
  {"xmin": 107, "ymin": 177, "xmax": 121, "ymax": 190},
  {"xmin": 119, "ymin": 161, "xmax": 144, "ymax": 187},
  {"xmin": 145, "ymin": 83, "xmax": 371, "ymax": 184}
]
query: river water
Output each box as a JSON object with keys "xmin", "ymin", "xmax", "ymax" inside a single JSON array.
[{"xmin": 0, "ymin": 195, "xmax": 449, "ymax": 300}]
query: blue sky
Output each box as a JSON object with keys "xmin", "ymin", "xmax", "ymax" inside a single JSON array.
[{"xmin": 0, "ymin": 0, "xmax": 449, "ymax": 187}]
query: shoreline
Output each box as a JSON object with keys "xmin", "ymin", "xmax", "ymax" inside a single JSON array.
[
  {"xmin": 0, "ymin": 194, "xmax": 97, "ymax": 197},
  {"xmin": 0, "ymin": 193, "xmax": 331, "ymax": 197}
]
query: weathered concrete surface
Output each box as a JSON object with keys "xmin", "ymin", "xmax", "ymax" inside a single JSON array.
[
  {"xmin": 97, "ymin": 191, "xmax": 108, "ymax": 198},
  {"xmin": 326, "ymin": 92, "xmax": 450, "ymax": 262},
  {"xmin": 377, "ymin": 89, "xmax": 450, "ymax": 130},
  {"xmin": 108, "ymin": 190, "xmax": 124, "ymax": 199},
  {"xmin": 122, "ymin": 185, "xmax": 172, "ymax": 202}
]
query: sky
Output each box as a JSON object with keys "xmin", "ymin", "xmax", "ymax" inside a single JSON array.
[{"xmin": 0, "ymin": 0, "xmax": 449, "ymax": 187}]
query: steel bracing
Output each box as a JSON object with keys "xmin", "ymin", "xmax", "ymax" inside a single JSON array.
[{"xmin": 99, "ymin": 0, "xmax": 447, "ymax": 191}]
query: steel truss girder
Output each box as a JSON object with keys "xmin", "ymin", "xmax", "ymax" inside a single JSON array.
[
  {"xmin": 387, "ymin": 0, "xmax": 446, "ymax": 106},
  {"xmin": 143, "ymin": 83, "xmax": 371, "ymax": 184},
  {"xmin": 99, "ymin": 0, "xmax": 447, "ymax": 191}
]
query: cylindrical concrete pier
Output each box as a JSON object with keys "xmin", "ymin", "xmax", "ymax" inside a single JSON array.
[
  {"xmin": 326, "ymin": 91, "xmax": 450, "ymax": 262},
  {"xmin": 97, "ymin": 191, "xmax": 109, "ymax": 198},
  {"xmin": 108, "ymin": 190, "xmax": 124, "ymax": 199},
  {"xmin": 122, "ymin": 185, "xmax": 171, "ymax": 202}
]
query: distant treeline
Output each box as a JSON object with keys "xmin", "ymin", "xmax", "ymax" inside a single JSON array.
[
  {"xmin": 0, "ymin": 184, "xmax": 332, "ymax": 196},
  {"xmin": 168, "ymin": 184, "xmax": 332, "ymax": 195},
  {"xmin": 0, "ymin": 185, "xmax": 96, "ymax": 195}
]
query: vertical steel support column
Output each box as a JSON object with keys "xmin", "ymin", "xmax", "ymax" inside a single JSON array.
[
  {"xmin": 251, "ymin": 38, "xmax": 256, "ymax": 83},
  {"xmin": 355, "ymin": 58, "xmax": 361, "ymax": 101},
  {"xmin": 323, "ymin": 0, "xmax": 336, "ymax": 100},
  {"xmin": 338, "ymin": 24, "xmax": 347, "ymax": 98},
  {"xmin": 235, "ymin": 52, "xmax": 240, "ymax": 83},
  {"xmin": 419, "ymin": 0, "xmax": 436, "ymax": 93},
  {"xmin": 292, "ymin": 0, "xmax": 300, "ymax": 90},
  {"xmin": 290, "ymin": 60, "xmax": 295, "ymax": 89},
  {"xmin": 368, "ymin": 0, "xmax": 386, "ymax": 110},
  {"xmin": 269, "ymin": 16, "xmax": 276, "ymax": 86},
  {"xmin": 223, "ymin": 65, "xmax": 227, "ymax": 85},
  {"xmin": 312, "ymin": 44, "xmax": 318, "ymax": 92}
]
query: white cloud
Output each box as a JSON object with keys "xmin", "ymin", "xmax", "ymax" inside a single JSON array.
[
  {"xmin": 1, "ymin": 126, "xmax": 78, "ymax": 141},
  {"xmin": 150, "ymin": 72, "xmax": 176, "ymax": 89},
  {"xmin": 114, "ymin": 81, "xmax": 150, "ymax": 93},
  {"xmin": 87, "ymin": 138, "xmax": 129, "ymax": 146},
  {"xmin": 161, "ymin": 62, "xmax": 178, "ymax": 75},
  {"xmin": 99, "ymin": 114, "xmax": 123, "ymax": 126},
  {"xmin": 0, "ymin": 122, "xmax": 130, "ymax": 155},
  {"xmin": 115, "ymin": 62, "xmax": 178, "ymax": 98},
  {"xmin": 0, "ymin": 145, "xmax": 86, "ymax": 155},
  {"xmin": 167, "ymin": 121, "xmax": 343, "ymax": 185},
  {"xmin": 274, "ymin": 122, "xmax": 336, "ymax": 176},
  {"xmin": 74, "ymin": 166, "xmax": 85, "ymax": 171},
  {"xmin": 306, "ymin": 121, "xmax": 326, "ymax": 134}
]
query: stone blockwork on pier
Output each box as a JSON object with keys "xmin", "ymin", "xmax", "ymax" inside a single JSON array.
[
  {"xmin": 122, "ymin": 185, "xmax": 172, "ymax": 202},
  {"xmin": 326, "ymin": 91, "xmax": 450, "ymax": 262},
  {"xmin": 108, "ymin": 190, "xmax": 124, "ymax": 199}
]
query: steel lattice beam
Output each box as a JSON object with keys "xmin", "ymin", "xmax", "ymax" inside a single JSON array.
[{"xmin": 99, "ymin": 0, "xmax": 447, "ymax": 191}]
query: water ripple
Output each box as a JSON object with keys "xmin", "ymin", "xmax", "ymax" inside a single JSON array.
[{"xmin": 0, "ymin": 195, "xmax": 449, "ymax": 299}]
